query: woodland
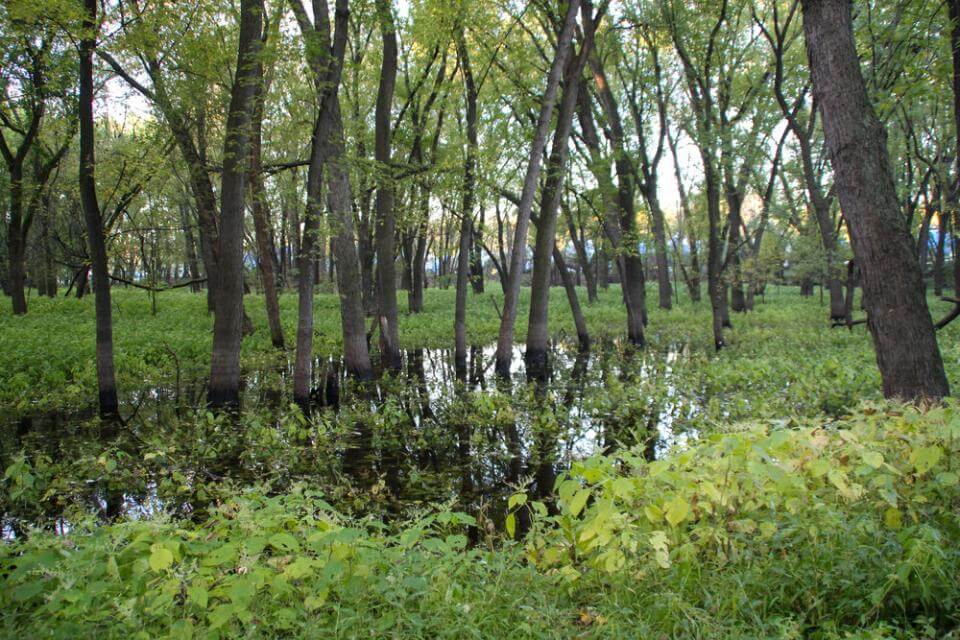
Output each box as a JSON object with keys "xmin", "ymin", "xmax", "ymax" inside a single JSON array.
[{"xmin": 1, "ymin": 0, "xmax": 960, "ymax": 637}]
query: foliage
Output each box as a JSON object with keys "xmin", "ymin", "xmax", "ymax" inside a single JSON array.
[{"xmin": 3, "ymin": 403, "xmax": 959, "ymax": 638}]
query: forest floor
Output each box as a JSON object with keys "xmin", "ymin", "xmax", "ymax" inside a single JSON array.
[{"xmin": 1, "ymin": 286, "xmax": 959, "ymax": 637}]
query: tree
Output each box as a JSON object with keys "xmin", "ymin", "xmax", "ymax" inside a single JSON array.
[
  {"xmin": 526, "ymin": 0, "xmax": 599, "ymax": 375},
  {"xmin": 373, "ymin": 0, "xmax": 401, "ymax": 371},
  {"xmin": 494, "ymin": 0, "xmax": 581, "ymax": 379},
  {"xmin": 802, "ymin": 0, "xmax": 949, "ymax": 400},
  {"xmin": 78, "ymin": 0, "xmax": 118, "ymax": 418},
  {"xmin": 207, "ymin": 0, "xmax": 262, "ymax": 409},
  {"xmin": 291, "ymin": 0, "xmax": 372, "ymax": 408},
  {"xmin": 0, "ymin": 16, "xmax": 74, "ymax": 314}
]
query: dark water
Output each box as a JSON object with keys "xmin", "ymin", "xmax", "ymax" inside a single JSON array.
[{"xmin": 1, "ymin": 340, "xmax": 698, "ymax": 537}]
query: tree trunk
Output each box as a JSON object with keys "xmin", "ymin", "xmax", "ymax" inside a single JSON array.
[
  {"xmin": 553, "ymin": 246, "xmax": 589, "ymax": 348},
  {"xmin": 327, "ymin": 101, "xmax": 374, "ymax": 380},
  {"xmin": 704, "ymin": 155, "xmax": 725, "ymax": 349},
  {"xmin": 649, "ymin": 191, "xmax": 672, "ymax": 309},
  {"xmin": 373, "ymin": 0, "xmax": 401, "ymax": 371},
  {"xmin": 453, "ymin": 22, "xmax": 480, "ymax": 371},
  {"xmin": 208, "ymin": 0, "xmax": 261, "ymax": 409},
  {"xmin": 6, "ymin": 202, "xmax": 27, "ymax": 314},
  {"xmin": 494, "ymin": 0, "xmax": 580, "ymax": 378},
  {"xmin": 79, "ymin": 0, "xmax": 119, "ymax": 418},
  {"xmin": 802, "ymin": 0, "xmax": 948, "ymax": 400},
  {"xmin": 249, "ymin": 40, "xmax": 285, "ymax": 349},
  {"xmin": 454, "ymin": 214, "xmax": 472, "ymax": 378},
  {"xmin": 526, "ymin": 2, "xmax": 594, "ymax": 375}
]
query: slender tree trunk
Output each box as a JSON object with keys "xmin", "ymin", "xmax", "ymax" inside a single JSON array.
[
  {"xmin": 648, "ymin": 191, "xmax": 672, "ymax": 309},
  {"xmin": 527, "ymin": 3, "xmax": 595, "ymax": 373},
  {"xmin": 553, "ymin": 245, "xmax": 589, "ymax": 348},
  {"xmin": 179, "ymin": 199, "xmax": 201, "ymax": 292},
  {"xmin": 409, "ymin": 192, "xmax": 428, "ymax": 312},
  {"xmin": 40, "ymin": 198, "xmax": 56, "ymax": 297},
  {"xmin": 293, "ymin": 120, "xmax": 324, "ymax": 408},
  {"xmin": 564, "ymin": 203, "xmax": 596, "ymax": 303},
  {"xmin": 79, "ymin": 0, "xmax": 119, "ymax": 418},
  {"xmin": 6, "ymin": 198, "xmax": 27, "ymax": 314},
  {"xmin": 454, "ymin": 214, "xmax": 472, "ymax": 377},
  {"xmin": 803, "ymin": 0, "xmax": 948, "ymax": 400},
  {"xmin": 208, "ymin": 0, "xmax": 261, "ymax": 409},
  {"xmin": 374, "ymin": 0, "xmax": 401, "ymax": 371},
  {"xmin": 917, "ymin": 194, "xmax": 935, "ymax": 282},
  {"xmin": 249, "ymin": 40, "xmax": 285, "ymax": 349},
  {"xmin": 453, "ymin": 22, "xmax": 479, "ymax": 369},
  {"xmin": 494, "ymin": 0, "xmax": 580, "ymax": 378},
  {"xmin": 327, "ymin": 101, "xmax": 374, "ymax": 380},
  {"xmin": 703, "ymin": 155, "xmax": 725, "ymax": 349}
]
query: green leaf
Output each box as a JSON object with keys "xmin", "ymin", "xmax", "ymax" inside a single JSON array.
[
  {"xmin": 911, "ymin": 446, "xmax": 943, "ymax": 474},
  {"xmin": 505, "ymin": 513, "xmax": 516, "ymax": 538},
  {"xmin": 148, "ymin": 545, "xmax": 174, "ymax": 572},
  {"xmin": 883, "ymin": 508, "xmax": 902, "ymax": 529},
  {"xmin": 862, "ymin": 451, "xmax": 884, "ymax": 469},
  {"xmin": 268, "ymin": 532, "xmax": 300, "ymax": 553},
  {"xmin": 643, "ymin": 503, "xmax": 663, "ymax": 524},
  {"xmin": 568, "ymin": 489, "xmax": 591, "ymax": 517},
  {"xmin": 936, "ymin": 471, "xmax": 959, "ymax": 487},
  {"xmin": 665, "ymin": 496, "xmax": 690, "ymax": 527},
  {"xmin": 187, "ymin": 585, "xmax": 209, "ymax": 609}
]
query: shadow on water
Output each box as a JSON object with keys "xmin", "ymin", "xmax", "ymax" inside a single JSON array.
[{"xmin": 1, "ymin": 339, "xmax": 699, "ymax": 537}]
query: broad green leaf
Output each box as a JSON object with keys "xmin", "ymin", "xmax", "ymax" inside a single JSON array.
[
  {"xmin": 568, "ymin": 489, "xmax": 591, "ymax": 517},
  {"xmin": 148, "ymin": 545, "xmax": 174, "ymax": 572},
  {"xmin": 665, "ymin": 496, "xmax": 690, "ymax": 527},
  {"xmin": 911, "ymin": 446, "xmax": 943, "ymax": 474}
]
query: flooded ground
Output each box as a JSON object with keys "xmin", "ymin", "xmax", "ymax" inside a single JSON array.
[{"xmin": 1, "ymin": 339, "xmax": 699, "ymax": 537}]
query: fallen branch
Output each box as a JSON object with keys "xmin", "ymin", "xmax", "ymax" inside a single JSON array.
[
  {"xmin": 935, "ymin": 304, "xmax": 960, "ymax": 330},
  {"xmin": 108, "ymin": 274, "xmax": 207, "ymax": 292}
]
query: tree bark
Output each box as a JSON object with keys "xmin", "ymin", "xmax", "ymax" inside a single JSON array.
[
  {"xmin": 494, "ymin": 0, "xmax": 580, "ymax": 378},
  {"xmin": 374, "ymin": 0, "xmax": 401, "ymax": 371},
  {"xmin": 291, "ymin": 0, "xmax": 373, "ymax": 408},
  {"xmin": 249, "ymin": 32, "xmax": 285, "ymax": 349},
  {"xmin": 79, "ymin": 0, "xmax": 119, "ymax": 418},
  {"xmin": 208, "ymin": 0, "xmax": 262, "ymax": 409},
  {"xmin": 526, "ymin": 1, "xmax": 595, "ymax": 374},
  {"xmin": 802, "ymin": 0, "xmax": 948, "ymax": 400}
]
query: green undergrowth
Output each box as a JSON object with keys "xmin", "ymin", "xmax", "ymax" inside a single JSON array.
[
  {"xmin": 2, "ymin": 402, "xmax": 959, "ymax": 638},
  {"xmin": 1, "ymin": 285, "xmax": 958, "ymax": 416}
]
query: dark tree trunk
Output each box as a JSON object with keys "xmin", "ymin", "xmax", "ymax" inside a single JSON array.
[
  {"xmin": 178, "ymin": 199, "xmax": 201, "ymax": 292},
  {"xmin": 589, "ymin": 53, "xmax": 648, "ymax": 335},
  {"xmin": 6, "ymin": 197, "xmax": 27, "ymax": 314},
  {"xmin": 803, "ymin": 0, "xmax": 949, "ymax": 400},
  {"xmin": 327, "ymin": 102, "xmax": 374, "ymax": 380},
  {"xmin": 576, "ymin": 90, "xmax": 645, "ymax": 343},
  {"xmin": 454, "ymin": 215, "xmax": 472, "ymax": 378},
  {"xmin": 494, "ymin": 0, "xmax": 580, "ymax": 378},
  {"xmin": 40, "ymin": 198, "xmax": 56, "ymax": 297},
  {"xmin": 648, "ymin": 192, "xmax": 672, "ymax": 310},
  {"xmin": 79, "ymin": 0, "xmax": 119, "ymax": 418},
  {"xmin": 292, "ymin": 0, "xmax": 373, "ymax": 405},
  {"xmin": 563, "ymin": 202, "xmax": 596, "ymax": 303},
  {"xmin": 526, "ymin": 1, "xmax": 595, "ymax": 373},
  {"xmin": 917, "ymin": 193, "xmax": 935, "ymax": 280},
  {"xmin": 553, "ymin": 246, "xmax": 589, "ymax": 348},
  {"xmin": 208, "ymin": 0, "xmax": 261, "ymax": 409},
  {"xmin": 374, "ymin": 0, "xmax": 401, "ymax": 371},
  {"xmin": 249, "ymin": 36, "xmax": 285, "ymax": 349},
  {"xmin": 454, "ymin": 22, "xmax": 480, "ymax": 371}
]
